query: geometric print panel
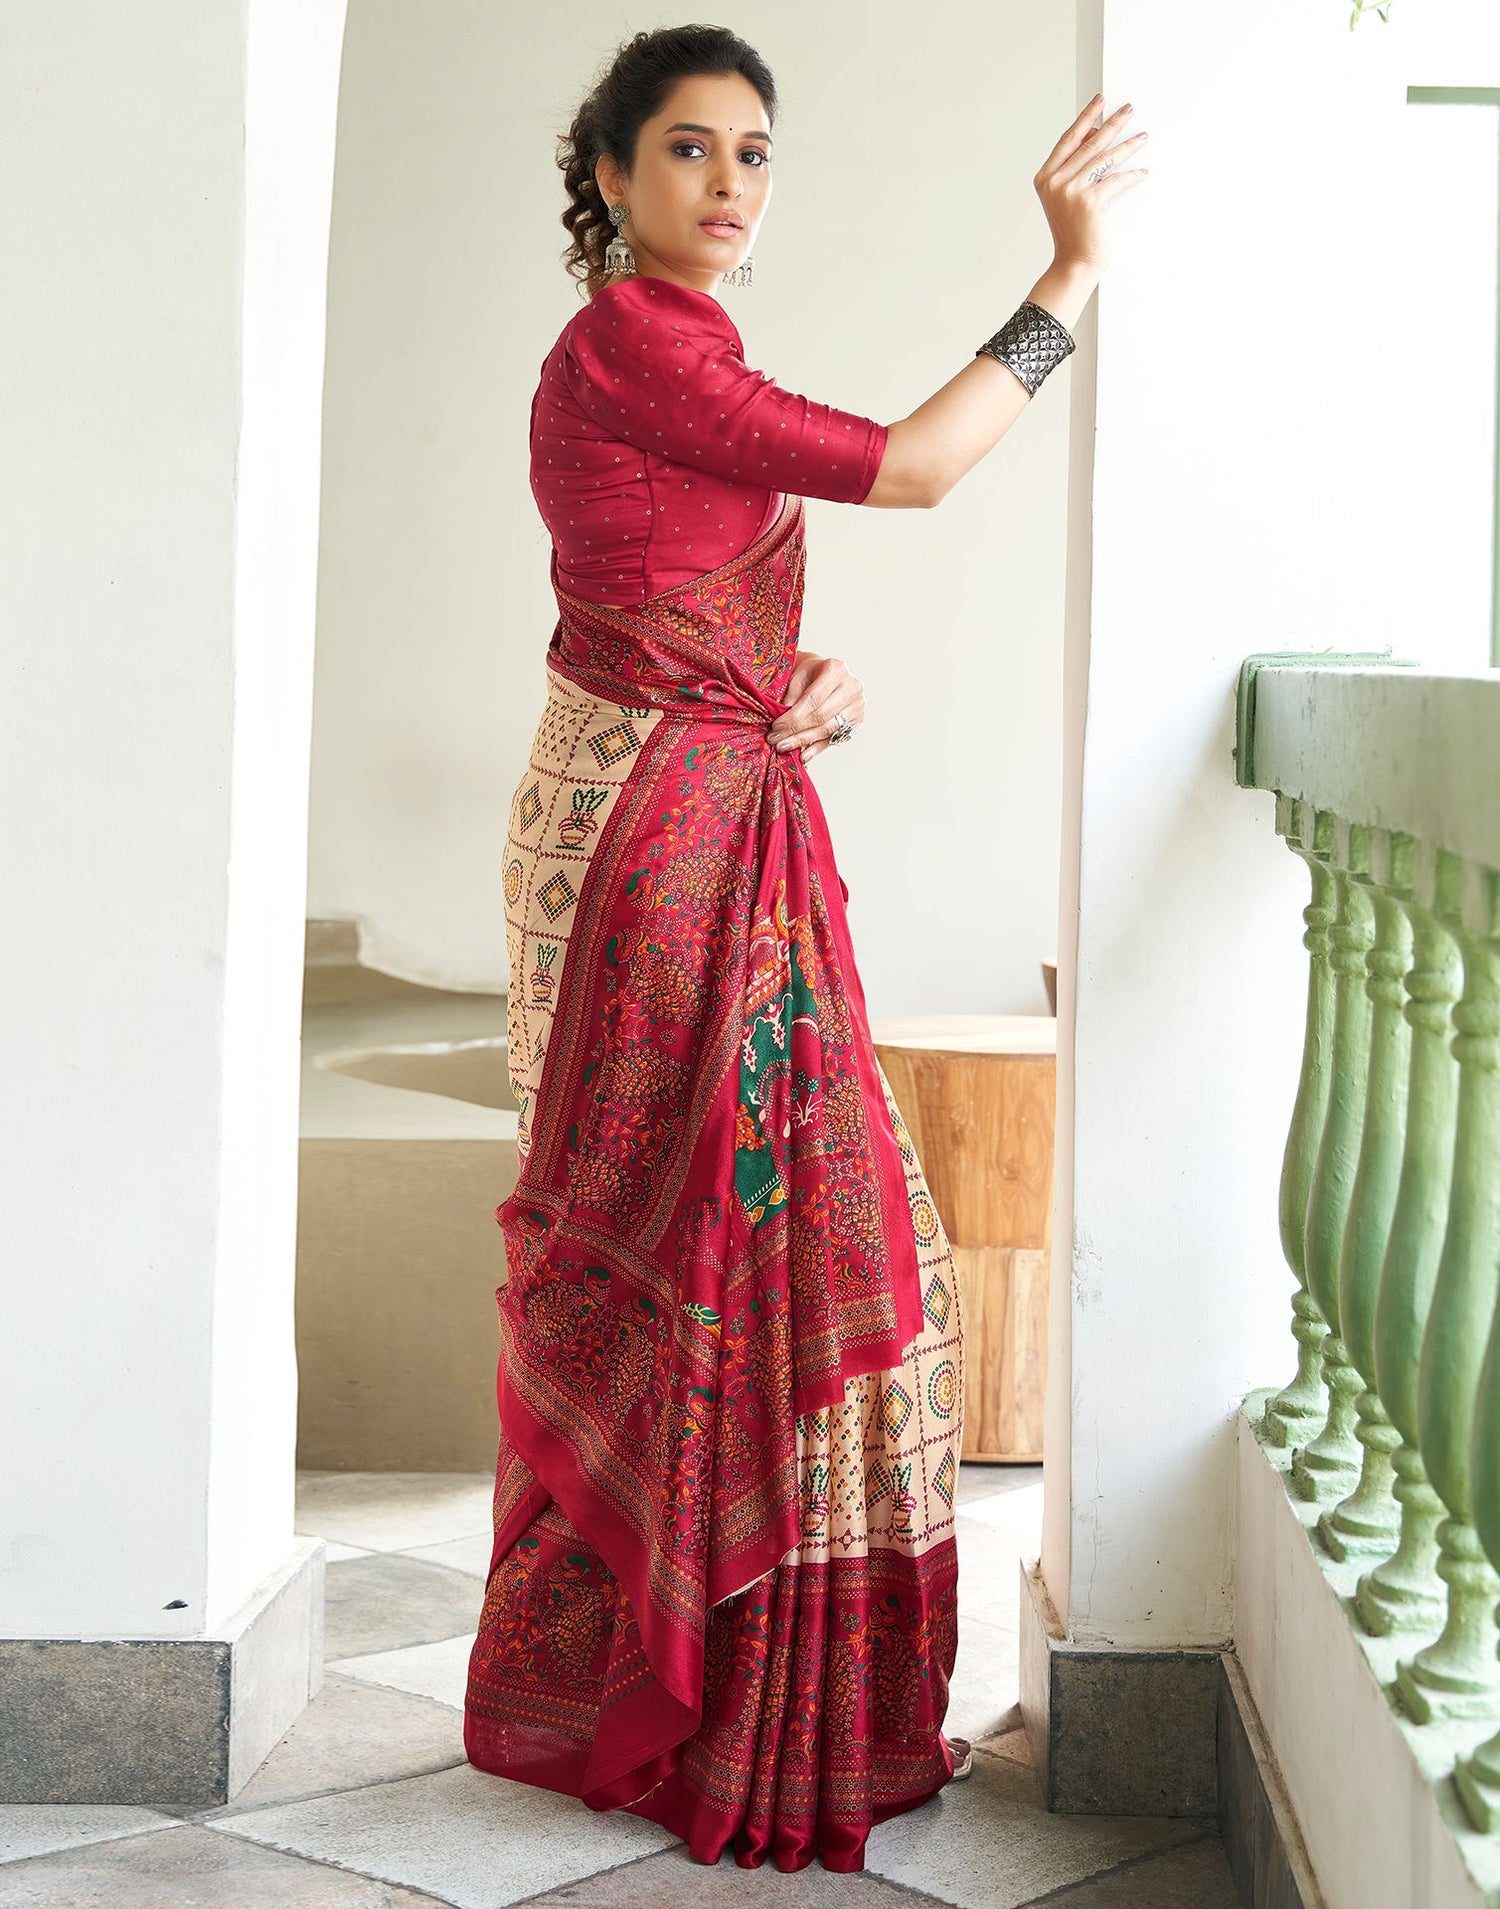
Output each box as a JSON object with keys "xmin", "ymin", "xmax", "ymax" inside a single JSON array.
[
  {"xmin": 500, "ymin": 670, "xmax": 667, "ymax": 1174},
  {"xmin": 881, "ymin": 1382, "xmax": 914, "ymax": 1443},
  {"xmin": 922, "ymin": 1274, "xmax": 952, "ymax": 1333},
  {"xmin": 535, "ymin": 870, "xmax": 577, "ymax": 922},
  {"xmin": 932, "ymin": 1448, "xmax": 957, "ymax": 1508},
  {"xmin": 587, "ymin": 719, "xmax": 641, "ymax": 770}
]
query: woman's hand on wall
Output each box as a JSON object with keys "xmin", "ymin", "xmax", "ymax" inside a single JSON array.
[
  {"xmin": 767, "ymin": 649, "xmax": 866, "ymax": 764},
  {"xmin": 1035, "ymin": 92, "xmax": 1149, "ymax": 276}
]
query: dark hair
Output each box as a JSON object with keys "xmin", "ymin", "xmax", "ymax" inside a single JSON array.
[{"xmin": 557, "ymin": 25, "xmax": 777, "ymax": 300}]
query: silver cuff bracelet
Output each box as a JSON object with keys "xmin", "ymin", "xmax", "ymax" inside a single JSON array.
[{"xmin": 975, "ymin": 300, "xmax": 1076, "ymax": 396}]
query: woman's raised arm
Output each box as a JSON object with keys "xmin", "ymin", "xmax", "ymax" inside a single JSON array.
[
  {"xmin": 863, "ymin": 95, "xmax": 1147, "ymax": 510},
  {"xmin": 863, "ymin": 256, "xmax": 1099, "ymax": 510}
]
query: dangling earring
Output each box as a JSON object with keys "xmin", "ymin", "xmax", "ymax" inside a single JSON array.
[
  {"xmin": 723, "ymin": 251, "xmax": 754, "ymax": 289},
  {"xmin": 604, "ymin": 202, "xmax": 637, "ymax": 279}
]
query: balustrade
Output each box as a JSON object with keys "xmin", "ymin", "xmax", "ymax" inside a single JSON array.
[{"xmin": 1236, "ymin": 656, "xmax": 1500, "ymax": 1838}]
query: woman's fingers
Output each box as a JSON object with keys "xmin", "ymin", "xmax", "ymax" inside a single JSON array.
[
  {"xmin": 1039, "ymin": 94, "xmax": 1126, "ymax": 176},
  {"xmin": 1090, "ymin": 164, "xmax": 1151, "ymax": 203},
  {"xmin": 772, "ymin": 696, "xmax": 857, "ymax": 750},
  {"xmin": 767, "ymin": 658, "xmax": 863, "ymax": 752},
  {"xmin": 1037, "ymin": 96, "xmax": 1149, "ymax": 271},
  {"xmin": 794, "ymin": 694, "xmax": 860, "ymax": 766},
  {"xmin": 775, "ymin": 705, "xmax": 853, "ymax": 752},
  {"xmin": 1058, "ymin": 113, "xmax": 1145, "ymax": 187},
  {"xmin": 1044, "ymin": 91, "xmax": 1105, "ymax": 167},
  {"xmin": 780, "ymin": 650, "xmax": 819, "ymax": 708},
  {"xmin": 767, "ymin": 660, "xmax": 837, "ymax": 741},
  {"xmin": 773, "ymin": 648, "xmax": 830, "ymax": 728}
]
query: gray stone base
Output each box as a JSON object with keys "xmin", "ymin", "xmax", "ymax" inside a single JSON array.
[
  {"xmin": 1018, "ymin": 1558, "xmax": 1319, "ymax": 1906},
  {"xmin": 1216, "ymin": 1650, "xmax": 1319, "ymax": 1909},
  {"xmin": 0, "ymin": 1536, "xmax": 324, "ymax": 1806},
  {"xmin": 1017, "ymin": 1556, "xmax": 1220, "ymax": 1815}
]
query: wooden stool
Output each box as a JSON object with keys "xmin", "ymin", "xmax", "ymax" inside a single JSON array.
[{"xmin": 872, "ymin": 1014, "xmax": 1056, "ymax": 1463}]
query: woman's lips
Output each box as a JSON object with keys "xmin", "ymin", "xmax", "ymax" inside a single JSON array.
[{"xmin": 700, "ymin": 221, "xmax": 741, "ymax": 237}]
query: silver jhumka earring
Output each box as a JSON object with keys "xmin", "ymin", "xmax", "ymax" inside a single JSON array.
[
  {"xmin": 605, "ymin": 200, "xmax": 754, "ymax": 286},
  {"xmin": 604, "ymin": 202, "xmax": 637, "ymax": 279}
]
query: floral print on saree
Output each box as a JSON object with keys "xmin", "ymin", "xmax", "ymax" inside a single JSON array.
[{"xmin": 464, "ymin": 494, "xmax": 965, "ymax": 1873}]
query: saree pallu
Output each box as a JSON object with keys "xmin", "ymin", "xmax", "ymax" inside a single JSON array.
[{"xmin": 463, "ymin": 493, "xmax": 966, "ymax": 1873}]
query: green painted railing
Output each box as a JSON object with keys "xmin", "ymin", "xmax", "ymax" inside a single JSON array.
[{"xmin": 1236, "ymin": 654, "xmax": 1500, "ymax": 1837}]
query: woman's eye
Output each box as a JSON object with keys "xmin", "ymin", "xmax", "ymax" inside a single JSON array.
[{"xmin": 670, "ymin": 142, "xmax": 769, "ymax": 166}]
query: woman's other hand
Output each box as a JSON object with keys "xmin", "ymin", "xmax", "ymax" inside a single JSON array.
[
  {"xmin": 1035, "ymin": 93, "xmax": 1149, "ymax": 275},
  {"xmin": 767, "ymin": 648, "xmax": 865, "ymax": 764}
]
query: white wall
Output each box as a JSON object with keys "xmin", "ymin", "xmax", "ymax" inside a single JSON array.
[
  {"xmin": 0, "ymin": 0, "xmax": 346, "ymax": 1638},
  {"xmin": 305, "ymin": 0, "xmax": 1075, "ymax": 1019},
  {"xmin": 1045, "ymin": 0, "xmax": 1500, "ymax": 1646}
]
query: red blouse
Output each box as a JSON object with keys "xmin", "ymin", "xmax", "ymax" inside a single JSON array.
[{"xmin": 530, "ymin": 275, "xmax": 888, "ymax": 608}]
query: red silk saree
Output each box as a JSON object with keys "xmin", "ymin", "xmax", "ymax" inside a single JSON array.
[{"xmin": 463, "ymin": 490, "xmax": 965, "ymax": 1872}]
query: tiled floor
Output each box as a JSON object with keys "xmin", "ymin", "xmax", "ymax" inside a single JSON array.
[{"xmin": 0, "ymin": 1467, "xmax": 1238, "ymax": 1907}]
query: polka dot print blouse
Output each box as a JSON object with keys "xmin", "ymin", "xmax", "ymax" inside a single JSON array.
[{"xmin": 530, "ymin": 275, "xmax": 889, "ymax": 608}]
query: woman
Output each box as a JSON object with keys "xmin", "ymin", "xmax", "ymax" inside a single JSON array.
[{"xmin": 463, "ymin": 24, "xmax": 1145, "ymax": 1875}]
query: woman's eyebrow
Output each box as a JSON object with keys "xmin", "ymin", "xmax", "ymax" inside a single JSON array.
[{"xmin": 662, "ymin": 122, "xmax": 774, "ymax": 147}]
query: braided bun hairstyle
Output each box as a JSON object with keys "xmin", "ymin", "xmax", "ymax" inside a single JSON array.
[{"xmin": 558, "ymin": 24, "xmax": 777, "ymax": 300}]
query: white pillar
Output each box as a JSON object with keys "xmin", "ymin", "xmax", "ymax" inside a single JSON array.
[
  {"xmin": 1027, "ymin": 0, "xmax": 1498, "ymax": 1813},
  {"xmin": 0, "ymin": 0, "xmax": 348, "ymax": 1802}
]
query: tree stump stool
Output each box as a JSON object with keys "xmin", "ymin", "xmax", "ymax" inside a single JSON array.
[{"xmin": 872, "ymin": 1014, "xmax": 1056, "ymax": 1463}]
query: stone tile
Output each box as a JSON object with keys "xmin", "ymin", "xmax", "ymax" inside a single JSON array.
[
  {"xmin": 404, "ymin": 1533, "xmax": 494, "ymax": 1579},
  {"xmin": 1018, "ymin": 1832, "xmax": 1238, "ymax": 1905},
  {"xmin": 946, "ymin": 1616, "xmax": 1020, "ymax": 1744},
  {"xmin": 956, "ymin": 1463, "xmax": 1009, "ymax": 1506},
  {"xmin": 329, "ymin": 1633, "xmax": 476, "ymax": 1710},
  {"xmin": 956, "ymin": 1516, "xmax": 1026, "ymax": 1630},
  {"xmin": 214, "ymin": 1760, "xmax": 675, "ymax": 1908},
  {"xmin": 977, "ymin": 1721, "xmax": 1030, "ymax": 1764},
  {"xmin": 324, "ymin": 1553, "xmax": 484, "ymax": 1661},
  {"xmin": 953, "ymin": 1481, "xmax": 1045, "ymax": 1543},
  {"xmin": 0, "ymin": 1807, "xmax": 175, "ymax": 1864},
  {"xmin": 956, "ymin": 1463, "xmax": 1042, "ymax": 1507},
  {"xmin": 863, "ymin": 1746, "xmax": 1204, "ymax": 1909},
  {"xmin": 0, "ymin": 1821, "xmax": 448, "ymax": 1906},
  {"xmin": 971, "ymin": 1731, "xmax": 1042, "ymax": 1808},
  {"xmin": 520, "ymin": 1844, "xmax": 954, "ymax": 1903},
  {"xmin": 295, "ymin": 1472, "xmax": 493, "ymax": 1553},
  {"xmin": 202, "ymin": 1674, "xmax": 466, "ymax": 1815}
]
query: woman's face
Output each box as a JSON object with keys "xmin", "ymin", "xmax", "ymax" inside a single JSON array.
[{"xmin": 595, "ymin": 72, "xmax": 773, "ymax": 298}]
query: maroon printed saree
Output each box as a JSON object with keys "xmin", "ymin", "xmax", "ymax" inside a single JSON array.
[{"xmin": 462, "ymin": 491, "xmax": 965, "ymax": 1872}]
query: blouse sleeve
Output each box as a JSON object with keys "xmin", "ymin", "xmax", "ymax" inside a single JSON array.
[{"xmin": 562, "ymin": 277, "xmax": 887, "ymax": 504}]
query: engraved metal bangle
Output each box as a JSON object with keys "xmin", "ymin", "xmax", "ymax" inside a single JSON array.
[{"xmin": 974, "ymin": 299, "xmax": 1076, "ymax": 396}]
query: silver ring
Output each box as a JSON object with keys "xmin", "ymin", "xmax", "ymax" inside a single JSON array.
[
  {"xmin": 1087, "ymin": 157, "xmax": 1115, "ymax": 184},
  {"xmin": 829, "ymin": 709, "xmax": 856, "ymax": 745}
]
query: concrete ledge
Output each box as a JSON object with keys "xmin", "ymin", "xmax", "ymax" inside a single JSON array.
[
  {"xmin": 0, "ymin": 1537, "xmax": 324, "ymax": 1805},
  {"xmin": 1234, "ymin": 1399, "xmax": 1498, "ymax": 1909}
]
